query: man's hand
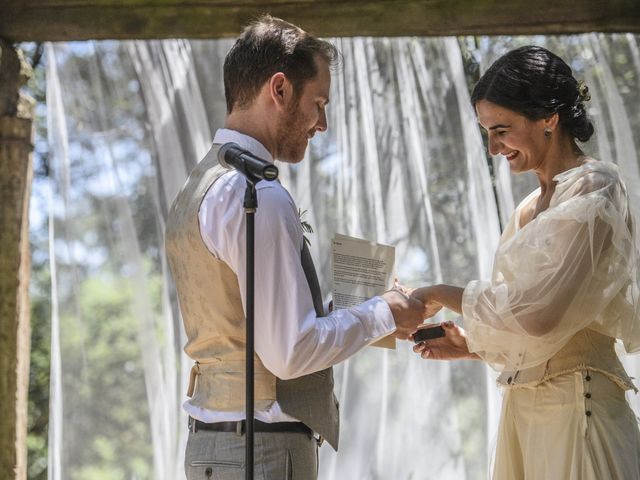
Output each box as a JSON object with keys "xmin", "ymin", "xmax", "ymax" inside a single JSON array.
[{"xmin": 381, "ymin": 289, "xmax": 426, "ymax": 340}]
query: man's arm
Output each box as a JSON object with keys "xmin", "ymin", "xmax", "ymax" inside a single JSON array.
[{"xmin": 200, "ymin": 175, "xmax": 424, "ymax": 379}]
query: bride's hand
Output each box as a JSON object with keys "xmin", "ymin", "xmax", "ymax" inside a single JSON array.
[
  {"xmin": 409, "ymin": 286, "xmax": 443, "ymax": 319},
  {"xmin": 413, "ymin": 321, "xmax": 478, "ymax": 360}
]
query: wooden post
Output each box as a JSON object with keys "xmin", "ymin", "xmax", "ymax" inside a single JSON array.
[{"xmin": 0, "ymin": 39, "xmax": 34, "ymax": 480}]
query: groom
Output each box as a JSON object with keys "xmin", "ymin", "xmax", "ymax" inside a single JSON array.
[{"xmin": 165, "ymin": 15, "xmax": 426, "ymax": 479}]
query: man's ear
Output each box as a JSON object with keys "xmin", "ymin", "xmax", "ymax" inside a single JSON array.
[{"xmin": 268, "ymin": 72, "xmax": 293, "ymax": 110}]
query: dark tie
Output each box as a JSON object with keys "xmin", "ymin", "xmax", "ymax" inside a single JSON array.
[{"xmin": 300, "ymin": 241, "xmax": 324, "ymax": 317}]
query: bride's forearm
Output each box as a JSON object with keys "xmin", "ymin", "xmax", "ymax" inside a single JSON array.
[{"xmin": 431, "ymin": 284, "xmax": 464, "ymax": 314}]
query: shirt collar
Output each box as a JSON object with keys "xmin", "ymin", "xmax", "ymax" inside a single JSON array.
[{"xmin": 213, "ymin": 129, "xmax": 274, "ymax": 164}]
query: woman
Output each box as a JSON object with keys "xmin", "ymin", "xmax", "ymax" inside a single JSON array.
[{"xmin": 410, "ymin": 46, "xmax": 640, "ymax": 479}]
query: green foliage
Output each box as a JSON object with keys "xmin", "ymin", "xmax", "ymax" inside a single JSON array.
[
  {"xmin": 27, "ymin": 276, "xmax": 51, "ymax": 480},
  {"xmin": 59, "ymin": 274, "xmax": 154, "ymax": 480}
]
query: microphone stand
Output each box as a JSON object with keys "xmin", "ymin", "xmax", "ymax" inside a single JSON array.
[
  {"xmin": 218, "ymin": 142, "xmax": 278, "ymax": 480},
  {"xmin": 243, "ymin": 178, "xmax": 258, "ymax": 480}
]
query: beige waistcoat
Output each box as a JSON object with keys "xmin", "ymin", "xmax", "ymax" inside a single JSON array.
[
  {"xmin": 166, "ymin": 145, "xmax": 339, "ymax": 449},
  {"xmin": 497, "ymin": 328, "xmax": 636, "ymax": 392}
]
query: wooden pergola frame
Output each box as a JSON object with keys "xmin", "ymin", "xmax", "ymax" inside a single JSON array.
[
  {"xmin": 1, "ymin": 1, "xmax": 639, "ymax": 479},
  {"xmin": 3, "ymin": 0, "xmax": 640, "ymax": 40}
]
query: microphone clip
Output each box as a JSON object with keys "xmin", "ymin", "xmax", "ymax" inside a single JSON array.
[{"xmin": 217, "ymin": 142, "xmax": 279, "ymax": 185}]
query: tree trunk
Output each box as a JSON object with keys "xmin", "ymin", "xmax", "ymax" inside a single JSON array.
[{"xmin": 0, "ymin": 40, "xmax": 34, "ymax": 480}]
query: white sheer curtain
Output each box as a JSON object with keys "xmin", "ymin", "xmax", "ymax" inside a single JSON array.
[{"xmin": 45, "ymin": 34, "xmax": 640, "ymax": 480}]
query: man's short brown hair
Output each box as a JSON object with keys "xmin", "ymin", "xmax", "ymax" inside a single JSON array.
[{"xmin": 223, "ymin": 15, "xmax": 338, "ymax": 113}]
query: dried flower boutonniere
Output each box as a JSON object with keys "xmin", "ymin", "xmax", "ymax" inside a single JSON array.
[{"xmin": 298, "ymin": 208, "xmax": 314, "ymax": 246}]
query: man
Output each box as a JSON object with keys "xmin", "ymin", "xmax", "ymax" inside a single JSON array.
[{"xmin": 165, "ymin": 15, "xmax": 426, "ymax": 479}]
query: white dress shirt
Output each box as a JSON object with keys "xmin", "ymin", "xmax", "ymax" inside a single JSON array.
[{"xmin": 184, "ymin": 128, "xmax": 395, "ymax": 423}]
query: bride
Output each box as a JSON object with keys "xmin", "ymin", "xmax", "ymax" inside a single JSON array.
[{"xmin": 409, "ymin": 46, "xmax": 640, "ymax": 480}]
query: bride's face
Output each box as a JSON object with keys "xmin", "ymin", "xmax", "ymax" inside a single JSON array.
[{"xmin": 475, "ymin": 100, "xmax": 550, "ymax": 174}]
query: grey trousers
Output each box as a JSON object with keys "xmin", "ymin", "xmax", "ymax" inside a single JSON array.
[{"xmin": 185, "ymin": 427, "xmax": 318, "ymax": 480}]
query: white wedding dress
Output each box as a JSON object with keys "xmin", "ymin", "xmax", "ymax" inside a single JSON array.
[{"xmin": 462, "ymin": 158, "xmax": 640, "ymax": 479}]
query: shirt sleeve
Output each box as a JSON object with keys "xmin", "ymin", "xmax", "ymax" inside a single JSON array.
[
  {"xmin": 462, "ymin": 169, "xmax": 639, "ymax": 370},
  {"xmin": 199, "ymin": 176, "xmax": 396, "ymax": 380}
]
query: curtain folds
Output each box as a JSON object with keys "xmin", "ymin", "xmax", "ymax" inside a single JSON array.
[{"xmin": 45, "ymin": 34, "xmax": 640, "ymax": 480}]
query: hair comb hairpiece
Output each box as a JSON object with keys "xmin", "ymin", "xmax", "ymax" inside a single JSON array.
[{"xmin": 578, "ymin": 80, "xmax": 591, "ymax": 102}]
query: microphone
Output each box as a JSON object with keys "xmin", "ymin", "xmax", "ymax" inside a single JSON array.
[{"xmin": 217, "ymin": 142, "xmax": 279, "ymax": 182}]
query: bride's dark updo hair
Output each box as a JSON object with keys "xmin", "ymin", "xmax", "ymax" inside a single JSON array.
[{"xmin": 471, "ymin": 46, "xmax": 594, "ymax": 142}]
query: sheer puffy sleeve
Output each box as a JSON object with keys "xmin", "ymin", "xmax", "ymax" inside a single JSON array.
[{"xmin": 463, "ymin": 162, "xmax": 640, "ymax": 370}]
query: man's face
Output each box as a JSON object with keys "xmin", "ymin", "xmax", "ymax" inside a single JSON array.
[{"xmin": 275, "ymin": 57, "xmax": 331, "ymax": 163}]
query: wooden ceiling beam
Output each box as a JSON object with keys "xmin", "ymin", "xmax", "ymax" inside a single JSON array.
[{"xmin": 1, "ymin": 0, "xmax": 640, "ymax": 42}]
